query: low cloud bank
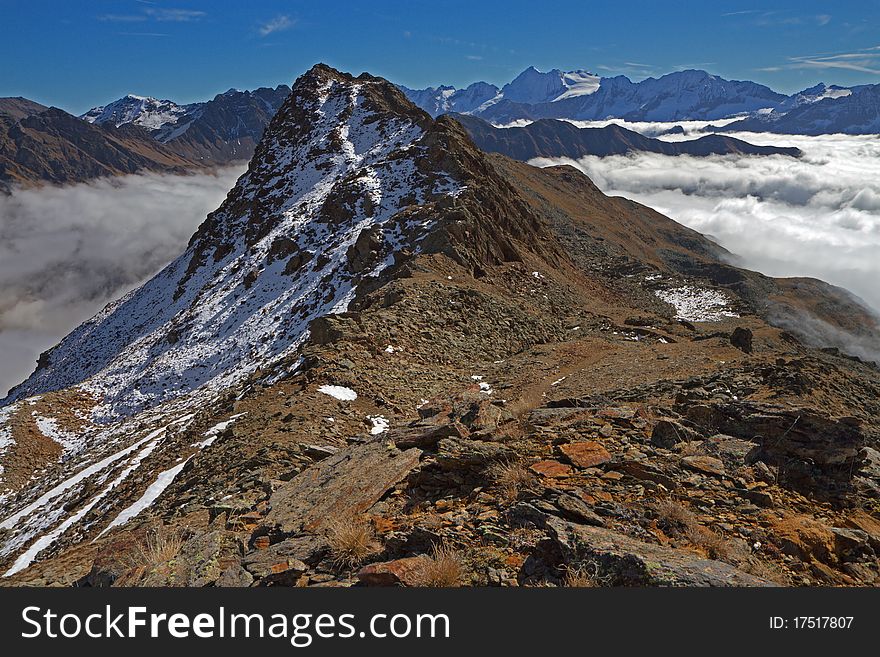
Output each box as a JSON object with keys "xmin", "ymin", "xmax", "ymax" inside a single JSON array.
[
  {"xmin": 531, "ymin": 131, "xmax": 880, "ymax": 314},
  {"xmin": 0, "ymin": 167, "xmax": 245, "ymax": 395},
  {"xmin": 767, "ymin": 303, "xmax": 880, "ymax": 366}
]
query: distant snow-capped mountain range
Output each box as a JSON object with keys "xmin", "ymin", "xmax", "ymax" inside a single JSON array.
[
  {"xmin": 3, "ymin": 65, "xmax": 877, "ymax": 191},
  {"xmin": 79, "ymin": 85, "xmax": 291, "ymax": 162},
  {"xmin": 399, "ymin": 66, "xmax": 880, "ymax": 134},
  {"xmin": 78, "ymin": 66, "xmax": 880, "ymax": 140}
]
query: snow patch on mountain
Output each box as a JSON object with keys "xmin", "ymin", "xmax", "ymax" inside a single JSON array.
[
  {"xmin": 318, "ymin": 385, "xmax": 358, "ymax": 401},
  {"xmin": 399, "ymin": 81, "xmax": 499, "ymax": 116},
  {"xmin": 656, "ymin": 286, "xmax": 739, "ymax": 322},
  {"xmin": 99, "ymin": 457, "xmax": 192, "ymax": 535},
  {"xmin": 33, "ymin": 415, "xmax": 83, "ymax": 454},
  {"xmin": 501, "ymin": 67, "xmax": 600, "ymax": 104}
]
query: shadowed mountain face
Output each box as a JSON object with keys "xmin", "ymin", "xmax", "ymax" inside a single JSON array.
[
  {"xmin": 154, "ymin": 85, "xmax": 291, "ymax": 164},
  {"xmin": 451, "ymin": 114, "xmax": 802, "ymax": 160},
  {"xmin": 0, "ymin": 97, "xmax": 49, "ymax": 122},
  {"xmin": 1, "ymin": 65, "xmax": 879, "ymax": 588},
  {"xmin": 717, "ymin": 84, "xmax": 880, "ymax": 135}
]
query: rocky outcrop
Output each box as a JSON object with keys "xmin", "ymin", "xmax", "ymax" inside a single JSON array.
[
  {"xmin": 545, "ymin": 517, "xmax": 775, "ymax": 587},
  {"xmin": 262, "ymin": 438, "xmax": 421, "ymax": 535}
]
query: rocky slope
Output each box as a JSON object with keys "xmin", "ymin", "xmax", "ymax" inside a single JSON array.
[
  {"xmin": 153, "ymin": 85, "xmax": 291, "ymax": 163},
  {"xmin": 0, "ymin": 65, "xmax": 878, "ymax": 588},
  {"xmin": 453, "ymin": 115, "xmax": 802, "ymax": 160},
  {"xmin": 84, "ymin": 86, "xmax": 292, "ymax": 164},
  {"xmin": 1, "ymin": 85, "xmax": 291, "ymax": 190},
  {"xmin": 0, "ymin": 105, "xmax": 198, "ymax": 191},
  {"xmin": 0, "ymin": 97, "xmax": 49, "ymax": 122}
]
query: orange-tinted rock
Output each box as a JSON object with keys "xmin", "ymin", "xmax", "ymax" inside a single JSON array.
[
  {"xmin": 357, "ymin": 556, "xmax": 431, "ymax": 586},
  {"xmin": 529, "ymin": 460, "xmax": 573, "ymax": 478},
  {"xmin": 558, "ymin": 441, "xmax": 612, "ymax": 469},
  {"xmin": 682, "ymin": 455, "xmax": 726, "ymax": 477}
]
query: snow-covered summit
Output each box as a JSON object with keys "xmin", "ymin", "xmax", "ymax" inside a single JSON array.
[
  {"xmin": 500, "ymin": 66, "xmax": 600, "ymax": 104},
  {"xmin": 772, "ymin": 82, "xmax": 854, "ymax": 114},
  {"xmin": 402, "ymin": 66, "xmax": 785, "ymax": 122},
  {"xmin": 80, "ymin": 94, "xmax": 194, "ymax": 131},
  {"xmin": 398, "ymin": 81, "xmax": 499, "ymax": 116},
  {"xmin": 719, "ymin": 82, "xmax": 880, "ymax": 135}
]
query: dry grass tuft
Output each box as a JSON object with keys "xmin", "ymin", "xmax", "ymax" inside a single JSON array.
[
  {"xmin": 656, "ymin": 499, "xmax": 732, "ymax": 560},
  {"xmin": 656, "ymin": 499, "xmax": 698, "ymax": 535},
  {"xmin": 488, "ymin": 460, "xmax": 534, "ymax": 503},
  {"xmin": 327, "ymin": 516, "xmax": 381, "ymax": 570},
  {"xmin": 563, "ymin": 559, "xmax": 611, "ymax": 587},
  {"xmin": 411, "ymin": 543, "xmax": 466, "ymax": 587},
  {"xmin": 685, "ymin": 525, "xmax": 732, "ymax": 560},
  {"xmin": 677, "ymin": 441, "xmax": 703, "ymax": 457},
  {"xmin": 563, "ymin": 567, "xmax": 599, "ymax": 588},
  {"xmin": 128, "ymin": 526, "xmax": 184, "ymax": 570}
]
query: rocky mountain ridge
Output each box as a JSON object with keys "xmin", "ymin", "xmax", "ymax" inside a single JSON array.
[
  {"xmin": 453, "ymin": 114, "xmax": 802, "ymax": 160},
  {"xmin": 0, "ymin": 65, "xmax": 878, "ymax": 588},
  {"xmin": 718, "ymin": 83, "xmax": 880, "ymax": 135},
  {"xmin": 83, "ymin": 85, "xmax": 292, "ymax": 165}
]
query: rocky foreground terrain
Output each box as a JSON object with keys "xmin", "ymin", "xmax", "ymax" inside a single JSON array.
[{"xmin": 0, "ymin": 65, "xmax": 878, "ymax": 588}]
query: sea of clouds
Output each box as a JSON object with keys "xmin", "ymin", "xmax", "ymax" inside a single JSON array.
[
  {"xmin": 2, "ymin": 124, "xmax": 879, "ymax": 394},
  {"xmin": 530, "ymin": 125, "xmax": 880, "ymax": 315},
  {"xmin": 0, "ymin": 166, "xmax": 246, "ymax": 396}
]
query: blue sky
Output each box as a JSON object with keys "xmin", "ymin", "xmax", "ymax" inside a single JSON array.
[{"xmin": 2, "ymin": 0, "xmax": 879, "ymax": 114}]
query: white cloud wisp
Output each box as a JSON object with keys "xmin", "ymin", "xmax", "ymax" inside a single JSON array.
[{"xmin": 0, "ymin": 166, "xmax": 246, "ymax": 395}]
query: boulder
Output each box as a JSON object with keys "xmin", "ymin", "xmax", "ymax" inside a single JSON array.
[
  {"xmin": 682, "ymin": 455, "xmax": 726, "ymax": 477},
  {"xmin": 651, "ymin": 418, "xmax": 699, "ymax": 448},
  {"xmin": 546, "ymin": 517, "xmax": 775, "ymax": 587},
  {"xmin": 557, "ymin": 441, "xmax": 612, "ymax": 469},
  {"xmin": 529, "ymin": 460, "xmax": 573, "ymax": 478},
  {"xmin": 263, "ymin": 437, "xmax": 421, "ymax": 535},
  {"xmin": 730, "ymin": 327, "xmax": 753, "ymax": 353},
  {"xmin": 357, "ymin": 556, "xmax": 431, "ymax": 586}
]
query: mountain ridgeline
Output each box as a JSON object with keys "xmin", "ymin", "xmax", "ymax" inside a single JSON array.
[
  {"xmin": 1, "ymin": 65, "xmax": 879, "ymax": 588},
  {"xmin": 402, "ymin": 67, "xmax": 880, "ymax": 135},
  {"xmin": 5, "ymin": 65, "xmax": 878, "ymax": 190},
  {"xmin": 0, "ymin": 86, "xmax": 290, "ymax": 190},
  {"xmin": 452, "ymin": 114, "xmax": 802, "ymax": 160}
]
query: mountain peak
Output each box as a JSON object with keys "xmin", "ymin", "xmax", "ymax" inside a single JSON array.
[
  {"xmin": 80, "ymin": 94, "xmax": 192, "ymax": 130},
  {"xmin": 7, "ymin": 67, "xmax": 473, "ymax": 415}
]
